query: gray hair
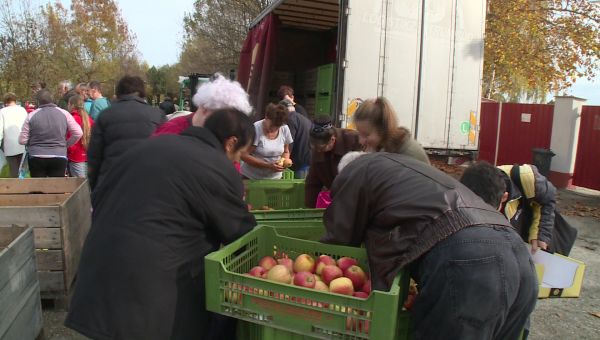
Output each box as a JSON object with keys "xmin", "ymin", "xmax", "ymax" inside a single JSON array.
[{"xmin": 338, "ymin": 151, "xmax": 368, "ymax": 173}]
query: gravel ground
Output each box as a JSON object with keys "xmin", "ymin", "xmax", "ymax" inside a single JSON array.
[
  {"xmin": 529, "ymin": 189, "xmax": 600, "ymax": 340},
  {"xmin": 41, "ymin": 188, "xmax": 600, "ymax": 340}
]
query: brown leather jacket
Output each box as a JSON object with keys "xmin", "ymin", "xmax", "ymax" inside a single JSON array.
[
  {"xmin": 304, "ymin": 128, "xmax": 361, "ymax": 207},
  {"xmin": 322, "ymin": 153, "xmax": 512, "ymax": 290}
]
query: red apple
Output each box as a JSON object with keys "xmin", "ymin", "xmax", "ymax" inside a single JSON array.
[
  {"xmin": 353, "ymin": 291, "xmax": 369, "ymax": 299},
  {"xmin": 361, "ymin": 280, "xmax": 372, "ymax": 294},
  {"xmin": 330, "ymin": 277, "xmax": 354, "ymax": 295},
  {"xmin": 337, "ymin": 257, "xmax": 358, "ymax": 272},
  {"xmin": 248, "ymin": 266, "xmax": 267, "ymax": 278},
  {"xmin": 315, "ymin": 255, "xmax": 337, "ymax": 275},
  {"xmin": 259, "ymin": 256, "xmax": 277, "ymax": 270},
  {"xmin": 293, "ymin": 271, "xmax": 316, "ymax": 288},
  {"xmin": 344, "ymin": 265, "xmax": 366, "ymax": 290},
  {"xmin": 321, "ymin": 265, "xmax": 343, "ymax": 285},
  {"xmin": 267, "ymin": 264, "xmax": 292, "ymax": 284},
  {"xmin": 293, "ymin": 254, "xmax": 315, "ymax": 273},
  {"xmin": 314, "ymin": 281, "xmax": 329, "ymax": 292},
  {"xmin": 277, "ymin": 257, "xmax": 294, "ymax": 273}
]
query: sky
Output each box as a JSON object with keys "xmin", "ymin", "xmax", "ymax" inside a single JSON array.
[
  {"xmin": 55, "ymin": 0, "xmax": 195, "ymax": 66},
  {"xmin": 50, "ymin": 0, "xmax": 599, "ymax": 104}
]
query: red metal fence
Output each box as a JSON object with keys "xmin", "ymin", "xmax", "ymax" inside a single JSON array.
[
  {"xmin": 478, "ymin": 103, "xmax": 554, "ymax": 166},
  {"xmin": 573, "ymin": 106, "xmax": 600, "ymax": 190},
  {"xmin": 478, "ymin": 102, "xmax": 500, "ymax": 164}
]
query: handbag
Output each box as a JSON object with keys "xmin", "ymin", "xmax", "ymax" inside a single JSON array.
[{"xmin": 316, "ymin": 190, "xmax": 332, "ymax": 209}]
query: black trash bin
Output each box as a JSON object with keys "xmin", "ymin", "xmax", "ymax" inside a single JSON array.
[{"xmin": 532, "ymin": 148, "xmax": 555, "ymax": 177}]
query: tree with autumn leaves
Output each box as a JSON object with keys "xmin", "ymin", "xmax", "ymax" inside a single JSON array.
[
  {"xmin": 484, "ymin": 0, "xmax": 600, "ymax": 101},
  {"xmin": 0, "ymin": 0, "xmax": 144, "ymax": 101}
]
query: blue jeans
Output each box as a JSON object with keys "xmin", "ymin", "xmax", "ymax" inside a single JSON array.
[
  {"xmin": 294, "ymin": 165, "xmax": 309, "ymax": 179},
  {"xmin": 410, "ymin": 225, "xmax": 538, "ymax": 340},
  {"xmin": 68, "ymin": 161, "xmax": 87, "ymax": 178}
]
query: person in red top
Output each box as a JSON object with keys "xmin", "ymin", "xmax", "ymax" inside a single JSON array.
[
  {"xmin": 153, "ymin": 73, "xmax": 253, "ymax": 171},
  {"xmin": 67, "ymin": 95, "xmax": 94, "ymax": 178}
]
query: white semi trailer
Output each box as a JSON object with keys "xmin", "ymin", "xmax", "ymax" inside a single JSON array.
[{"xmin": 238, "ymin": 0, "xmax": 486, "ymax": 155}]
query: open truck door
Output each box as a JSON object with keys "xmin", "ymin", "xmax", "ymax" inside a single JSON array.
[{"xmin": 339, "ymin": 0, "xmax": 485, "ymax": 152}]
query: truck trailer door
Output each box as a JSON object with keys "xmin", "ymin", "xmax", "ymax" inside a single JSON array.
[{"xmin": 338, "ymin": 0, "xmax": 386, "ymax": 128}]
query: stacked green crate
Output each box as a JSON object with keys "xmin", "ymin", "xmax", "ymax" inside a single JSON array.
[
  {"xmin": 316, "ymin": 64, "xmax": 336, "ymax": 116},
  {"xmin": 245, "ymin": 179, "xmax": 305, "ymax": 210}
]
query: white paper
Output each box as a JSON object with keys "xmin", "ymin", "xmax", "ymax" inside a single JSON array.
[{"xmin": 529, "ymin": 245, "xmax": 579, "ymax": 288}]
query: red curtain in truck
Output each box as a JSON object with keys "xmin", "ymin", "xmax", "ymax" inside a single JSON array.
[{"xmin": 238, "ymin": 14, "xmax": 280, "ymax": 117}]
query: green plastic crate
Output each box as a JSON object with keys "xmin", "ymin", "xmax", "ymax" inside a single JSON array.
[
  {"xmin": 259, "ymin": 220, "xmax": 325, "ymax": 242},
  {"xmin": 282, "ymin": 169, "xmax": 295, "ymax": 180},
  {"xmin": 205, "ymin": 226, "xmax": 410, "ymax": 340},
  {"xmin": 252, "ymin": 208, "xmax": 324, "ymax": 222},
  {"xmin": 245, "ymin": 180, "xmax": 305, "ymax": 210},
  {"xmin": 236, "ymin": 312, "xmax": 410, "ymax": 340}
]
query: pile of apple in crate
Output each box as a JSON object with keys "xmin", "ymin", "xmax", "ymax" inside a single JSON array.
[
  {"xmin": 248, "ymin": 254, "xmax": 373, "ymax": 299},
  {"xmin": 205, "ymin": 225, "xmax": 413, "ymax": 339}
]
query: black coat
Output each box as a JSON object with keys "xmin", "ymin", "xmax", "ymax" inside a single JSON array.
[
  {"xmin": 87, "ymin": 95, "xmax": 166, "ymax": 190},
  {"xmin": 322, "ymin": 153, "xmax": 511, "ymax": 290},
  {"xmin": 286, "ymin": 110, "xmax": 312, "ymax": 170},
  {"xmin": 65, "ymin": 127, "xmax": 256, "ymax": 340}
]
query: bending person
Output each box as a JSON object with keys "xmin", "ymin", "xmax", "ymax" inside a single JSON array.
[
  {"xmin": 66, "ymin": 109, "xmax": 256, "ymax": 340},
  {"xmin": 323, "ymin": 152, "xmax": 537, "ymax": 340}
]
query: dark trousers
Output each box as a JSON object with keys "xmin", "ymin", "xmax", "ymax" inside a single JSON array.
[
  {"xmin": 28, "ymin": 157, "xmax": 67, "ymax": 177},
  {"xmin": 410, "ymin": 225, "xmax": 538, "ymax": 340},
  {"xmin": 6, "ymin": 154, "xmax": 23, "ymax": 178}
]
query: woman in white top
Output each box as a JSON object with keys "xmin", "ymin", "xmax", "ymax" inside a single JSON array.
[
  {"xmin": 0, "ymin": 93, "xmax": 28, "ymax": 177},
  {"xmin": 241, "ymin": 103, "xmax": 293, "ymax": 179}
]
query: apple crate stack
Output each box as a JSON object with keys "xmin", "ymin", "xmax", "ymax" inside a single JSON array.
[
  {"xmin": 0, "ymin": 178, "xmax": 92, "ymax": 310},
  {"xmin": 205, "ymin": 225, "xmax": 411, "ymax": 340}
]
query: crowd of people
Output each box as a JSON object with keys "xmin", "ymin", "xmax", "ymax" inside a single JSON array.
[{"xmin": 0, "ymin": 73, "xmax": 567, "ymax": 340}]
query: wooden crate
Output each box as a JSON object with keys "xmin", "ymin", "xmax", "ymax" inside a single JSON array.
[
  {"xmin": 0, "ymin": 225, "xmax": 43, "ymax": 339},
  {"xmin": 0, "ymin": 178, "xmax": 91, "ymax": 301}
]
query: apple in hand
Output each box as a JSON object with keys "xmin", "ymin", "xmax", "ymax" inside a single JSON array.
[
  {"xmin": 293, "ymin": 254, "xmax": 315, "ymax": 273},
  {"xmin": 267, "ymin": 265, "xmax": 292, "ymax": 284},
  {"xmin": 259, "ymin": 256, "xmax": 277, "ymax": 270},
  {"xmin": 329, "ymin": 277, "xmax": 354, "ymax": 296},
  {"xmin": 344, "ymin": 265, "xmax": 366, "ymax": 290},
  {"xmin": 293, "ymin": 271, "xmax": 316, "ymax": 288},
  {"xmin": 337, "ymin": 257, "xmax": 358, "ymax": 272},
  {"xmin": 321, "ymin": 265, "xmax": 343, "ymax": 285},
  {"xmin": 315, "ymin": 255, "xmax": 337, "ymax": 275}
]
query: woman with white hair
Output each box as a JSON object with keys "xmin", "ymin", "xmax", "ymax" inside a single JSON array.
[{"xmin": 153, "ymin": 74, "xmax": 252, "ymax": 136}]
